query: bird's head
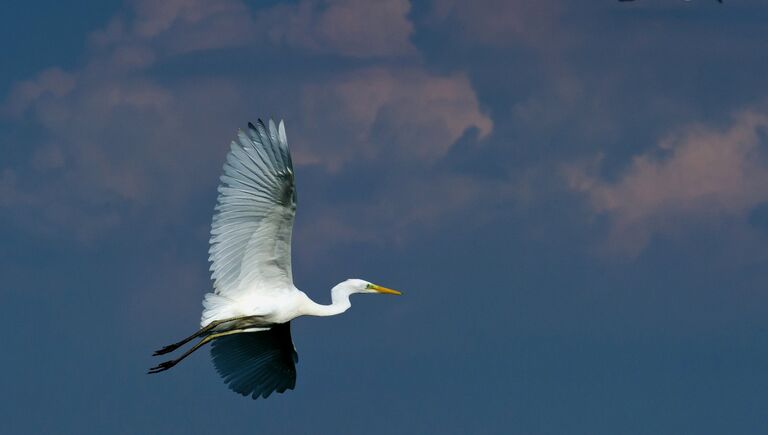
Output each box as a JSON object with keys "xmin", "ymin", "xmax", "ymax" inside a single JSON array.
[{"xmin": 340, "ymin": 279, "xmax": 402, "ymax": 296}]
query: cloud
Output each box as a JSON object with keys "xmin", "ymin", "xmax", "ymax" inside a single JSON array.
[
  {"xmin": 89, "ymin": 0, "xmax": 257, "ymax": 55},
  {"xmin": 2, "ymin": 22, "xmax": 257, "ymax": 237},
  {"xmin": 0, "ymin": 167, "xmax": 122, "ymax": 242},
  {"xmin": 90, "ymin": 0, "xmax": 416, "ymax": 58},
  {"xmin": 130, "ymin": 0, "xmax": 248, "ymax": 39},
  {"xmin": 427, "ymin": 0, "xmax": 563, "ymax": 50},
  {"xmin": 294, "ymin": 168, "xmax": 521, "ymax": 257},
  {"xmin": 300, "ymin": 67, "xmax": 492, "ymax": 167},
  {"xmin": 4, "ymin": 68, "xmax": 77, "ymax": 116},
  {"xmin": 1, "ymin": 0, "xmax": 493, "ymax": 248},
  {"xmin": 567, "ymin": 110, "xmax": 768, "ymax": 254},
  {"xmin": 287, "ymin": 67, "xmax": 498, "ymax": 251},
  {"xmin": 115, "ymin": 0, "xmax": 417, "ymax": 58},
  {"xmin": 31, "ymin": 144, "xmax": 65, "ymax": 172},
  {"xmin": 263, "ymin": 0, "xmax": 417, "ymax": 57}
]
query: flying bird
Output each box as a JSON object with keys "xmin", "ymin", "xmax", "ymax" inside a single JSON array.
[{"xmin": 148, "ymin": 119, "xmax": 402, "ymax": 399}]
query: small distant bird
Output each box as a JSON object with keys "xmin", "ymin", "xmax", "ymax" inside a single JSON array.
[{"xmin": 148, "ymin": 119, "xmax": 402, "ymax": 399}]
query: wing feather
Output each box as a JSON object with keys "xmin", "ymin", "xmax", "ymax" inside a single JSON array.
[
  {"xmin": 208, "ymin": 119, "xmax": 296, "ymax": 299},
  {"xmin": 210, "ymin": 322, "xmax": 298, "ymax": 399}
]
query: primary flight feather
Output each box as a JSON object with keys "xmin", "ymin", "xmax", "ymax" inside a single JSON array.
[{"xmin": 148, "ymin": 119, "xmax": 401, "ymax": 399}]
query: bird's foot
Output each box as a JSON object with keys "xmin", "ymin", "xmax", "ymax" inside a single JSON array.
[
  {"xmin": 152, "ymin": 343, "xmax": 182, "ymax": 356},
  {"xmin": 147, "ymin": 360, "xmax": 178, "ymax": 374}
]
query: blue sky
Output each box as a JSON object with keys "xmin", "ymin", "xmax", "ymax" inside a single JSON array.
[{"xmin": 2, "ymin": 1, "xmax": 767, "ymax": 434}]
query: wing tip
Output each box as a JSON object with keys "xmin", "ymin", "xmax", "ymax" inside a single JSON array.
[{"xmin": 210, "ymin": 325, "xmax": 298, "ymax": 400}]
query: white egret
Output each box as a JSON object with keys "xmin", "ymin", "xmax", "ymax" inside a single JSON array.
[{"xmin": 148, "ymin": 119, "xmax": 401, "ymax": 399}]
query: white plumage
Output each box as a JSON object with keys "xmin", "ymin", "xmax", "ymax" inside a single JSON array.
[
  {"xmin": 149, "ymin": 119, "xmax": 401, "ymax": 399},
  {"xmin": 202, "ymin": 119, "xmax": 297, "ymax": 326}
]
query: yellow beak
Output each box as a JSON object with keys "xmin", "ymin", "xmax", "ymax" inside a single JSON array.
[{"xmin": 369, "ymin": 283, "xmax": 402, "ymax": 295}]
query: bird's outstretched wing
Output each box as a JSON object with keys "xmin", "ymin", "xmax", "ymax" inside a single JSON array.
[
  {"xmin": 210, "ymin": 322, "xmax": 298, "ymax": 399},
  {"xmin": 209, "ymin": 119, "xmax": 296, "ymax": 299}
]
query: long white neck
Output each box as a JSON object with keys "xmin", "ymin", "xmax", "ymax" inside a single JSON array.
[{"xmin": 299, "ymin": 282, "xmax": 354, "ymax": 317}]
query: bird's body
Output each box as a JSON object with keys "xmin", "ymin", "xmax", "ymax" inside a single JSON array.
[
  {"xmin": 149, "ymin": 119, "xmax": 401, "ymax": 399},
  {"xmin": 202, "ymin": 282, "xmax": 357, "ymax": 328},
  {"xmin": 201, "ymin": 285, "xmax": 306, "ymax": 328}
]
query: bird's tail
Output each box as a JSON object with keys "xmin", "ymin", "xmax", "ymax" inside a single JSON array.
[{"xmin": 200, "ymin": 293, "xmax": 239, "ymax": 327}]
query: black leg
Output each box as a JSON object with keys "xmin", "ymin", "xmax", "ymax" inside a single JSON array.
[
  {"xmin": 148, "ymin": 329, "xmax": 247, "ymax": 374},
  {"xmin": 152, "ymin": 317, "xmax": 252, "ymax": 356}
]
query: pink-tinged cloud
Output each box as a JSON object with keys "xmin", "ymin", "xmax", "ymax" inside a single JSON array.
[
  {"xmin": 263, "ymin": 0, "xmax": 417, "ymax": 57},
  {"xmin": 294, "ymin": 170, "xmax": 521, "ymax": 258},
  {"xmin": 300, "ymin": 67, "xmax": 492, "ymax": 168},
  {"xmin": 93, "ymin": 0, "xmax": 257, "ymax": 55},
  {"xmin": 567, "ymin": 110, "xmax": 768, "ymax": 254},
  {"xmin": 429, "ymin": 0, "xmax": 563, "ymax": 49},
  {"xmin": 85, "ymin": 0, "xmax": 419, "ymax": 70},
  {"xmin": 31, "ymin": 144, "xmax": 65, "ymax": 172},
  {"xmin": 26, "ymin": 76, "xmax": 244, "ymax": 202},
  {"xmin": 95, "ymin": 0, "xmax": 417, "ymax": 58},
  {"xmin": 1, "ymin": 0, "xmax": 493, "ymax": 249},
  {"xmin": 4, "ymin": 68, "xmax": 77, "ymax": 115},
  {"xmin": 89, "ymin": 0, "xmax": 262, "ymax": 59},
  {"xmin": 1, "ymin": 55, "xmax": 255, "ymax": 237}
]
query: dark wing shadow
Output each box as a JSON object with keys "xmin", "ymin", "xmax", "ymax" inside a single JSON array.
[{"xmin": 210, "ymin": 322, "xmax": 298, "ymax": 399}]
